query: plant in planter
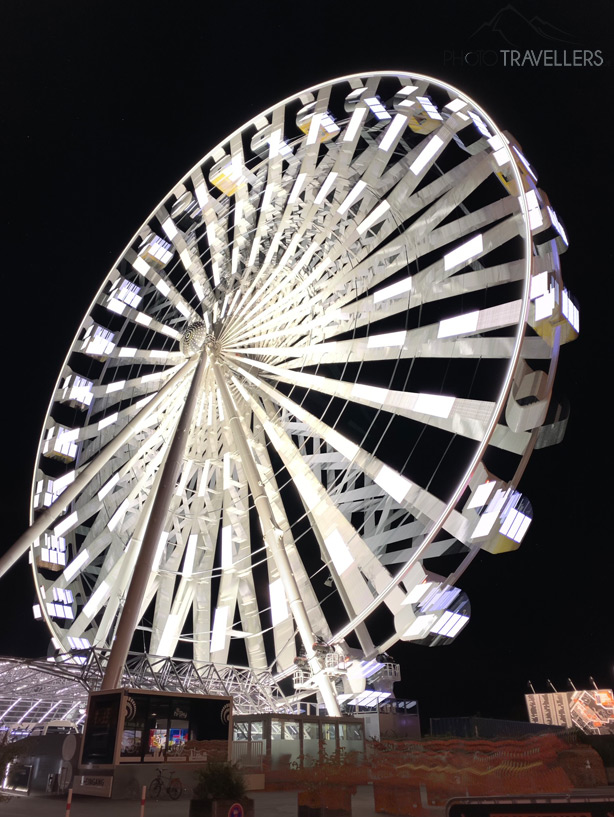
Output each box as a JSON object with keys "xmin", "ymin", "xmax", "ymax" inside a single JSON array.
[
  {"xmin": 189, "ymin": 760, "xmax": 254, "ymax": 817},
  {"xmin": 295, "ymin": 748, "xmax": 361, "ymax": 816}
]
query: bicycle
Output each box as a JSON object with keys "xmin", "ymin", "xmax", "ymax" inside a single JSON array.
[{"xmin": 149, "ymin": 767, "xmax": 183, "ymax": 800}]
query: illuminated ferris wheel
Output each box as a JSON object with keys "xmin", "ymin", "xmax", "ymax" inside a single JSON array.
[{"xmin": 20, "ymin": 72, "xmax": 577, "ymax": 713}]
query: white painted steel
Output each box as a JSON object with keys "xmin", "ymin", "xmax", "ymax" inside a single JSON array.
[{"xmin": 25, "ymin": 72, "xmax": 574, "ymax": 711}]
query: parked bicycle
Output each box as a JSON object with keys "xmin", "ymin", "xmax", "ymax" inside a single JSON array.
[{"xmin": 149, "ymin": 768, "xmax": 183, "ymax": 800}]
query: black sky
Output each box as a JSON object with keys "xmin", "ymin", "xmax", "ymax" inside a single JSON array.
[{"xmin": 1, "ymin": 0, "xmax": 612, "ymax": 728}]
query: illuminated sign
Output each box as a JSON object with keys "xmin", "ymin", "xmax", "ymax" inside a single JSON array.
[{"xmin": 525, "ymin": 689, "xmax": 614, "ymax": 735}]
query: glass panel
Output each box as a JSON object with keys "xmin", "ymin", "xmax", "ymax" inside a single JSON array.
[
  {"xmin": 303, "ymin": 722, "xmax": 319, "ymax": 740},
  {"xmin": 341, "ymin": 720, "xmax": 364, "ymax": 762},
  {"xmin": 302, "ymin": 721, "xmax": 320, "ymax": 767},
  {"xmin": 321, "ymin": 722, "xmax": 336, "ymax": 742},
  {"xmin": 168, "ymin": 723, "xmax": 189, "ymax": 756},
  {"xmin": 120, "ymin": 728, "xmax": 143, "ymax": 760},
  {"xmin": 284, "ymin": 721, "xmax": 299, "ymax": 740},
  {"xmin": 148, "ymin": 728, "xmax": 167, "ymax": 760},
  {"xmin": 250, "ymin": 721, "xmax": 263, "ymax": 741},
  {"xmin": 233, "ymin": 722, "xmax": 249, "ymax": 741}
]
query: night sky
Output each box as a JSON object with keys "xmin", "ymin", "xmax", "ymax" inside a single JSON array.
[{"xmin": 2, "ymin": 1, "xmax": 611, "ymax": 728}]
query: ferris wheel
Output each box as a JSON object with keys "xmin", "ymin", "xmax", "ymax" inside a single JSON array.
[{"xmin": 18, "ymin": 71, "xmax": 577, "ymax": 713}]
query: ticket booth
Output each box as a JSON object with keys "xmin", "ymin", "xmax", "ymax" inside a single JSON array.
[{"xmin": 75, "ymin": 689, "xmax": 232, "ymax": 797}]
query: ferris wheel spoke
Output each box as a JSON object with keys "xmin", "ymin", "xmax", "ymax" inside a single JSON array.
[
  {"xmin": 234, "ymin": 169, "xmax": 519, "ymax": 346},
  {"xmin": 125, "ymin": 245, "xmax": 200, "ymax": 323},
  {"xmin": 235, "ymin": 381, "xmax": 407, "ymax": 618},
  {"xmin": 100, "ymin": 290, "xmax": 184, "ymax": 342},
  {"xmin": 234, "ymin": 369, "xmax": 477, "ymax": 552},
  {"xmin": 207, "ymin": 449, "xmax": 268, "ymax": 670},
  {"xmin": 248, "ymin": 420, "xmax": 332, "ymax": 670},
  {"xmin": 236, "ymin": 88, "xmax": 336, "ymax": 317},
  {"xmin": 155, "ymin": 204, "xmax": 214, "ymax": 308},
  {"xmin": 87, "ymin": 363, "xmax": 185, "ymax": 408},
  {"xmin": 233, "ymin": 355, "xmax": 500, "ymax": 447},
  {"xmin": 103, "ymin": 347, "xmax": 185, "ymax": 368}
]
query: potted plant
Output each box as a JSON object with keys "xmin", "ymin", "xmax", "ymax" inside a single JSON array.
[
  {"xmin": 189, "ymin": 760, "xmax": 254, "ymax": 817},
  {"xmin": 296, "ymin": 749, "xmax": 360, "ymax": 816}
]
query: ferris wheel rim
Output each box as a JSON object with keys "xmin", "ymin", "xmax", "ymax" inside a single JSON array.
[{"xmin": 27, "ymin": 70, "xmax": 568, "ymax": 702}]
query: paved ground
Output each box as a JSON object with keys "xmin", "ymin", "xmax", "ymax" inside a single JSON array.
[{"xmin": 0, "ymin": 784, "xmax": 407, "ymax": 816}]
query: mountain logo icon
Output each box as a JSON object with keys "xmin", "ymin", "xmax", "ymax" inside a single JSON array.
[{"xmin": 470, "ymin": 4, "xmax": 579, "ymax": 48}]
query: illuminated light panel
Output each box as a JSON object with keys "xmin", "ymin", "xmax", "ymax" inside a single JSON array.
[
  {"xmin": 403, "ymin": 613, "xmax": 438, "ymax": 639},
  {"xmin": 294, "ymin": 472, "xmax": 322, "ymax": 511},
  {"xmin": 410, "ymin": 135, "xmax": 444, "ymax": 175},
  {"xmin": 524, "ymin": 189, "xmax": 543, "ymax": 230},
  {"xmin": 155, "ymin": 279, "xmax": 170, "ymax": 297},
  {"xmin": 364, "ymin": 96, "xmax": 392, "ymax": 121},
  {"xmin": 63, "ymin": 549, "xmax": 89, "ymax": 582},
  {"xmin": 416, "ymin": 96, "xmax": 442, "ymax": 120},
  {"xmin": 82, "ymin": 580, "xmax": 110, "ymax": 619},
  {"xmin": 314, "ymin": 172, "xmax": 338, "ymax": 205},
  {"xmin": 211, "ymin": 606, "xmax": 229, "ymax": 653},
  {"xmin": 443, "ymin": 234, "xmax": 483, "ymax": 271},
  {"xmin": 467, "ymin": 481, "xmax": 496, "ymax": 509},
  {"xmin": 113, "ymin": 278, "xmax": 142, "ymax": 309},
  {"xmin": 444, "ymin": 97, "xmax": 467, "ymax": 113},
  {"xmin": 373, "ymin": 277, "xmax": 411, "ymax": 303},
  {"xmin": 337, "ymin": 180, "xmax": 367, "ymax": 216},
  {"xmin": 179, "ymin": 248, "xmax": 192, "ymax": 269},
  {"xmin": 80, "ymin": 325, "xmax": 115, "ymax": 358},
  {"xmin": 357, "ymin": 200, "xmax": 390, "ymax": 235},
  {"xmin": 493, "ymin": 147, "xmax": 511, "ymax": 167},
  {"xmin": 352, "ymin": 659, "xmax": 385, "ymax": 679},
  {"xmin": 406, "ymin": 581, "xmax": 434, "ymax": 604},
  {"xmin": 499, "ymin": 507, "xmax": 531, "ymax": 542},
  {"xmin": 183, "ymin": 533, "xmax": 198, "ymax": 578},
  {"xmin": 289, "ymin": 173, "xmax": 307, "ymax": 204},
  {"xmin": 132, "ymin": 256, "xmax": 150, "ymax": 275},
  {"xmin": 379, "ymin": 114, "xmax": 408, "ymax": 152},
  {"xmin": 487, "ymin": 134, "xmax": 506, "ymax": 152},
  {"xmin": 269, "ymin": 578, "xmax": 289, "ymax": 627},
  {"xmin": 106, "ymin": 298, "xmax": 125, "ymax": 315},
  {"xmin": 367, "ymin": 331, "xmax": 406, "ymax": 348},
  {"xmin": 54, "ymin": 511, "xmax": 78, "ymax": 538},
  {"xmin": 562, "ymin": 289, "xmax": 579, "ymax": 332},
  {"xmin": 343, "ymin": 107, "xmax": 367, "ymax": 142},
  {"xmin": 438, "ymin": 310, "xmax": 479, "ymax": 338},
  {"xmin": 374, "ymin": 464, "xmax": 412, "ymax": 504},
  {"xmin": 421, "ymin": 585, "xmax": 461, "ymax": 612},
  {"xmin": 327, "ymin": 430, "xmax": 359, "ymax": 462},
  {"xmin": 413, "ymin": 393, "xmax": 455, "ymax": 419},
  {"xmin": 471, "ymin": 510, "xmax": 499, "ymax": 539},
  {"xmin": 161, "ymin": 217, "xmax": 178, "ymax": 240},
  {"xmin": 135, "ymin": 313, "xmax": 152, "ymax": 326},
  {"xmin": 306, "ymin": 113, "xmax": 323, "ymax": 145},
  {"xmin": 534, "ymin": 289, "xmax": 555, "ymax": 322},
  {"xmin": 431, "ymin": 610, "xmax": 469, "ymax": 638},
  {"xmin": 221, "ymin": 525, "xmax": 233, "ymax": 569},
  {"xmin": 67, "ymin": 636, "xmax": 90, "ymax": 650},
  {"xmin": 153, "ymin": 531, "xmax": 169, "ymax": 572},
  {"xmin": 512, "ymin": 145, "xmax": 538, "ymax": 181},
  {"xmin": 53, "ymin": 587, "xmax": 73, "ymax": 604},
  {"xmin": 98, "ymin": 412, "xmax": 118, "ymax": 431},
  {"xmin": 325, "ymin": 529, "xmax": 353, "ymax": 575},
  {"xmin": 547, "ymin": 206, "xmax": 569, "ymax": 246},
  {"xmin": 59, "ymin": 375, "xmax": 93, "ymax": 408},
  {"xmin": 346, "ymin": 690, "xmax": 391, "ymax": 707},
  {"xmin": 468, "ymin": 111, "xmax": 491, "ymax": 138},
  {"xmin": 530, "ymin": 271, "xmax": 550, "ymax": 300},
  {"xmin": 351, "ymin": 382, "xmax": 388, "ymax": 405}
]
